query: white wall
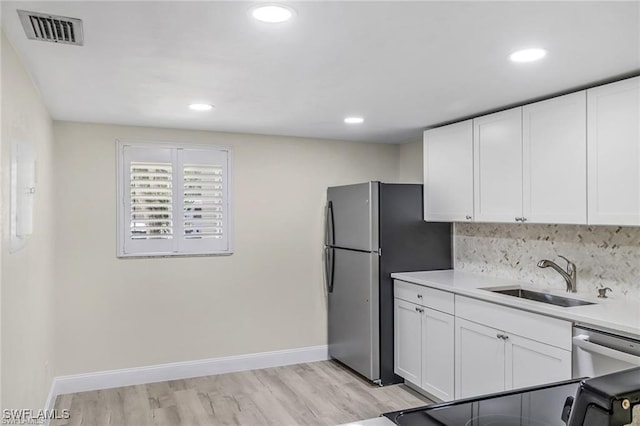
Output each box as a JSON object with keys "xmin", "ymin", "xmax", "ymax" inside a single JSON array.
[
  {"xmin": 397, "ymin": 139, "xmax": 422, "ymax": 183},
  {"xmin": 53, "ymin": 121, "xmax": 400, "ymax": 376},
  {"xmin": 1, "ymin": 32, "xmax": 56, "ymax": 410}
]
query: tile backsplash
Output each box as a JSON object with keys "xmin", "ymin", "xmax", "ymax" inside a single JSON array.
[{"xmin": 454, "ymin": 223, "xmax": 640, "ymax": 300}]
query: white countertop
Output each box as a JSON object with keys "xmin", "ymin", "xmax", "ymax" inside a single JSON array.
[{"xmin": 391, "ymin": 270, "xmax": 640, "ymax": 339}]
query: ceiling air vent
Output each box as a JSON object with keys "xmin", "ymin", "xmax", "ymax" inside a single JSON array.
[{"xmin": 17, "ymin": 10, "xmax": 84, "ymax": 46}]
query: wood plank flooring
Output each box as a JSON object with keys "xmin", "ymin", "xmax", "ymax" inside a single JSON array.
[{"xmin": 52, "ymin": 360, "xmax": 432, "ymax": 426}]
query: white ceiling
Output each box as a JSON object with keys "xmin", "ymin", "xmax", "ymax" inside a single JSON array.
[{"xmin": 2, "ymin": 1, "xmax": 639, "ymax": 143}]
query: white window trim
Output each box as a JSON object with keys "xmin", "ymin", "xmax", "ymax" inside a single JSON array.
[{"xmin": 116, "ymin": 139, "xmax": 233, "ymax": 258}]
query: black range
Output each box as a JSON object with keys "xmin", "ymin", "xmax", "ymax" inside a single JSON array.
[{"xmin": 383, "ymin": 367, "xmax": 640, "ymax": 426}]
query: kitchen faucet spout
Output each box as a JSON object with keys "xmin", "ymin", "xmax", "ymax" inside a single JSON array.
[{"xmin": 537, "ymin": 255, "xmax": 577, "ymax": 293}]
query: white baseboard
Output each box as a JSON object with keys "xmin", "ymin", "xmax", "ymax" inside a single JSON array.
[
  {"xmin": 43, "ymin": 380, "xmax": 58, "ymax": 420},
  {"xmin": 45, "ymin": 345, "xmax": 328, "ymax": 411}
]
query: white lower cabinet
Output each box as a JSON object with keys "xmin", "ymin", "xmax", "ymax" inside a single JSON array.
[
  {"xmin": 394, "ymin": 298, "xmax": 422, "ymax": 384},
  {"xmin": 394, "ymin": 281, "xmax": 455, "ymax": 401},
  {"xmin": 393, "ymin": 280, "xmax": 572, "ymax": 402},
  {"xmin": 421, "ymin": 308, "xmax": 455, "ymax": 401},
  {"xmin": 455, "ymin": 296, "xmax": 572, "ymax": 399},
  {"xmin": 454, "ymin": 317, "xmax": 571, "ymax": 399},
  {"xmin": 505, "ymin": 332, "xmax": 572, "ymax": 391},
  {"xmin": 455, "ymin": 317, "xmax": 505, "ymax": 398}
]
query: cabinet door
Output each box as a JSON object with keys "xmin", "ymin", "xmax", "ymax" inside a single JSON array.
[
  {"xmin": 523, "ymin": 92, "xmax": 587, "ymax": 224},
  {"xmin": 587, "ymin": 77, "xmax": 640, "ymax": 226},
  {"xmin": 422, "ymin": 308, "xmax": 455, "ymax": 401},
  {"xmin": 473, "ymin": 108, "xmax": 523, "ymax": 222},
  {"xmin": 394, "ymin": 298, "xmax": 421, "ymax": 384},
  {"xmin": 505, "ymin": 334, "xmax": 571, "ymax": 391},
  {"xmin": 455, "ymin": 317, "xmax": 505, "ymax": 399},
  {"xmin": 424, "ymin": 121, "xmax": 474, "ymax": 222}
]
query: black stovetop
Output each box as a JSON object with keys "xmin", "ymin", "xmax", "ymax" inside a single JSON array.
[{"xmin": 384, "ymin": 379, "xmax": 583, "ymax": 426}]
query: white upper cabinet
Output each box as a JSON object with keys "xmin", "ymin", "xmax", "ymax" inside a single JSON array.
[
  {"xmin": 422, "ymin": 76, "xmax": 637, "ymax": 226},
  {"xmin": 423, "ymin": 120, "xmax": 474, "ymax": 222},
  {"xmin": 587, "ymin": 77, "xmax": 640, "ymax": 226},
  {"xmin": 522, "ymin": 91, "xmax": 587, "ymax": 224},
  {"xmin": 473, "ymin": 107, "xmax": 523, "ymax": 222}
]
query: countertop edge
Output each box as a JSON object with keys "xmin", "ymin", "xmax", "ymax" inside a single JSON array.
[{"xmin": 391, "ymin": 270, "xmax": 640, "ymax": 339}]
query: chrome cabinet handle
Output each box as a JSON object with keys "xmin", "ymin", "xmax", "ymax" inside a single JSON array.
[
  {"xmin": 496, "ymin": 334, "xmax": 510, "ymax": 340},
  {"xmin": 521, "ymin": 217, "xmax": 527, "ymax": 222},
  {"xmin": 415, "ymin": 307, "xmax": 424, "ymax": 313},
  {"xmin": 465, "ymin": 215, "xmax": 472, "ymax": 220},
  {"xmin": 515, "ymin": 217, "xmax": 521, "ymax": 222},
  {"xmin": 417, "ymin": 294, "xmax": 423, "ymax": 299}
]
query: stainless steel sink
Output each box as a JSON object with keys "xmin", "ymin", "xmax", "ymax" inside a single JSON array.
[{"xmin": 485, "ymin": 288, "xmax": 595, "ymax": 307}]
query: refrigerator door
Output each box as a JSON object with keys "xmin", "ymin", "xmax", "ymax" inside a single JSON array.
[
  {"xmin": 328, "ymin": 248, "xmax": 380, "ymax": 381},
  {"xmin": 326, "ymin": 182, "xmax": 379, "ymax": 251}
]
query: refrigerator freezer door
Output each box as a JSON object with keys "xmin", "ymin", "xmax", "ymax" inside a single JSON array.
[
  {"xmin": 326, "ymin": 182, "xmax": 379, "ymax": 251},
  {"xmin": 328, "ymin": 248, "xmax": 380, "ymax": 381}
]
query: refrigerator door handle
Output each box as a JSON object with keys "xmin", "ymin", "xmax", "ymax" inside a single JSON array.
[
  {"xmin": 324, "ymin": 200, "xmax": 336, "ymax": 293},
  {"xmin": 325, "ymin": 246, "xmax": 335, "ymax": 293},
  {"xmin": 325, "ymin": 200, "xmax": 335, "ymax": 247}
]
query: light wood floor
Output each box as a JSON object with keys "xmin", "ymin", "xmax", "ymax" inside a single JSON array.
[{"xmin": 52, "ymin": 360, "xmax": 432, "ymax": 426}]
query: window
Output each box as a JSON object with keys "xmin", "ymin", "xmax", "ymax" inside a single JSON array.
[{"xmin": 117, "ymin": 140, "xmax": 232, "ymax": 257}]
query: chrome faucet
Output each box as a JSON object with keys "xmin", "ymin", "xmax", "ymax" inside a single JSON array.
[{"xmin": 537, "ymin": 255, "xmax": 577, "ymax": 293}]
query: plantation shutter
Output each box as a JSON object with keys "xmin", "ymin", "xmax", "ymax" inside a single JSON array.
[
  {"xmin": 178, "ymin": 148, "xmax": 230, "ymax": 253},
  {"xmin": 122, "ymin": 146, "xmax": 175, "ymax": 255},
  {"xmin": 118, "ymin": 140, "xmax": 232, "ymax": 257}
]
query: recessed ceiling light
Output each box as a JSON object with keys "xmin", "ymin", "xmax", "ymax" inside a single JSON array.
[
  {"xmin": 344, "ymin": 117, "xmax": 364, "ymax": 124},
  {"xmin": 509, "ymin": 48, "xmax": 547, "ymax": 63},
  {"xmin": 189, "ymin": 103, "xmax": 214, "ymax": 111},
  {"xmin": 251, "ymin": 4, "xmax": 295, "ymax": 23}
]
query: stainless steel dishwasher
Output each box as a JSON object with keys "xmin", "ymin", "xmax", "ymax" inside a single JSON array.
[{"xmin": 573, "ymin": 324, "xmax": 640, "ymax": 378}]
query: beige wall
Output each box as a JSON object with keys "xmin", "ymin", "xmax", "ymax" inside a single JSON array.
[
  {"xmin": 397, "ymin": 139, "xmax": 423, "ymax": 183},
  {"xmin": 53, "ymin": 122, "xmax": 400, "ymax": 375},
  {"xmin": 1, "ymin": 33, "xmax": 56, "ymax": 410}
]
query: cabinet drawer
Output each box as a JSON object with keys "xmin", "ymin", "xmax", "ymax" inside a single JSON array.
[
  {"xmin": 455, "ymin": 295, "xmax": 571, "ymax": 350},
  {"xmin": 394, "ymin": 280, "xmax": 454, "ymax": 315}
]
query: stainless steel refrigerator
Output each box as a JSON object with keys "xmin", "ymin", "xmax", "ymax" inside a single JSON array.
[{"xmin": 325, "ymin": 182, "xmax": 451, "ymax": 385}]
